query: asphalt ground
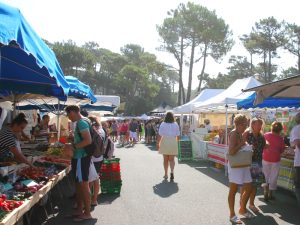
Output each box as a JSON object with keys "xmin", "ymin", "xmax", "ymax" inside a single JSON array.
[{"xmin": 31, "ymin": 141, "xmax": 300, "ymax": 225}]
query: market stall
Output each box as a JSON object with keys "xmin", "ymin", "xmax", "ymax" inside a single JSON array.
[
  {"xmin": 239, "ymin": 76, "xmax": 300, "ymax": 194},
  {"xmin": 0, "ymin": 144, "xmax": 71, "ymax": 225}
]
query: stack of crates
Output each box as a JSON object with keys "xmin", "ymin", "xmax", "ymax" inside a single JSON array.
[{"xmin": 100, "ymin": 158, "xmax": 122, "ymax": 194}]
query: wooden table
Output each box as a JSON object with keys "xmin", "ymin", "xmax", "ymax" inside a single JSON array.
[{"xmin": 0, "ymin": 165, "xmax": 71, "ymax": 225}]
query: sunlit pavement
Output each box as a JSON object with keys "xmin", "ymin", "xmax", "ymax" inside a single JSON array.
[{"xmin": 40, "ymin": 142, "xmax": 300, "ymax": 225}]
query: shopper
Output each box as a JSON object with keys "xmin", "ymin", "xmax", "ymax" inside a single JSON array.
[
  {"xmin": 157, "ymin": 112, "xmax": 180, "ymax": 181},
  {"xmin": 262, "ymin": 121, "xmax": 285, "ymax": 200},
  {"xmin": 119, "ymin": 120, "xmax": 128, "ymax": 146},
  {"xmin": 65, "ymin": 105, "xmax": 94, "ymax": 222},
  {"xmin": 243, "ymin": 117, "xmax": 266, "ymax": 213},
  {"xmin": 88, "ymin": 116, "xmax": 105, "ymax": 207},
  {"xmin": 290, "ymin": 112, "xmax": 300, "ymax": 207},
  {"xmin": 111, "ymin": 120, "xmax": 118, "ymax": 142},
  {"xmin": 129, "ymin": 119, "xmax": 138, "ymax": 146},
  {"xmin": 227, "ymin": 114, "xmax": 253, "ymax": 224}
]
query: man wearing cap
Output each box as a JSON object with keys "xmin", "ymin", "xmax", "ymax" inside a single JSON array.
[{"xmin": 290, "ymin": 112, "xmax": 300, "ymax": 206}]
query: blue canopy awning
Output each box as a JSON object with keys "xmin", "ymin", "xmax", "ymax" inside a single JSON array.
[
  {"xmin": 0, "ymin": 2, "xmax": 69, "ymax": 101},
  {"xmin": 65, "ymin": 76, "xmax": 97, "ymax": 104},
  {"xmin": 80, "ymin": 104, "xmax": 116, "ymax": 112},
  {"xmin": 237, "ymin": 93, "xmax": 300, "ymax": 109}
]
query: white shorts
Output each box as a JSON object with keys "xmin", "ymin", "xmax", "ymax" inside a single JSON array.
[
  {"xmin": 129, "ymin": 131, "xmax": 137, "ymax": 139},
  {"xmin": 228, "ymin": 163, "xmax": 252, "ymax": 185}
]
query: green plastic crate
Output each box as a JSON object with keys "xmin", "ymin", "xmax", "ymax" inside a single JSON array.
[
  {"xmin": 178, "ymin": 139, "xmax": 193, "ymax": 161},
  {"xmin": 101, "ymin": 186, "xmax": 121, "ymax": 194}
]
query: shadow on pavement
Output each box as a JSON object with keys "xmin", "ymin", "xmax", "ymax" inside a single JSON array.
[
  {"xmin": 257, "ymin": 190, "xmax": 300, "ymax": 225},
  {"xmin": 145, "ymin": 143, "xmax": 158, "ymax": 151},
  {"xmin": 182, "ymin": 160, "xmax": 300, "ymax": 225},
  {"xmin": 98, "ymin": 193, "xmax": 120, "ymax": 205},
  {"xmin": 183, "ymin": 160, "xmax": 229, "ymax": 187},
  {"xmin": 153, "ymin": 180, "xmax": 179, "ymax": 198},
  {"xmin": 241, "ymin": 214, "xmax": 278, "ymax": 225}
]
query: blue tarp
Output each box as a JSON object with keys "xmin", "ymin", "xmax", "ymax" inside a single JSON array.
[
  {"xmin": 65, "ymin": 76, "xmax": 97, "ymax": 103},
  {"xmin": 80, "ymin": 104, "xmax": 116, "ymax": 112},
  {"xmin": 237, "ymin": 93, "xmax": 300, "ymax": 109},
  {"xmin": 0, "ymin": 2, "xmax": 69, "ymax": 100}
]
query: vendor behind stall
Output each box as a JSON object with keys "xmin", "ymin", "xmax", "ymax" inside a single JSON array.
[
  {"xmin": 33, "ymin": 114, "xmax": 56, "ymax": 137},
  {"xmin": 204, "ymin": 119, "xmax": 212, "ymax": 133},
  {"xmin": 0, "ymin": 114, "xmax": 33, "ymax": 166}
]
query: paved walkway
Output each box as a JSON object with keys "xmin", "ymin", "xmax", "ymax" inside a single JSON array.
[{"xmin": 40, "ymin": 142, "xmax": 300, "ymax": 225}]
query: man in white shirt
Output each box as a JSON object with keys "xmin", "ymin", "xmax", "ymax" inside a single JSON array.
[{"xmin": 290, "ymin": 112, "xmax": 300, "ymax": 206}]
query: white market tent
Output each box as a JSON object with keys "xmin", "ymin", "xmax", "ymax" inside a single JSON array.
[
  {"xmin": 94, "ymin": 95, "xmax": 120, "ymax": 107},
  {"xmin": 193, "ymin": 77, "xmax": 262, "ymax": 113},
  {"xmin": 173, "ymin": 89, "xmax": 225, "ymax": 114},
  {"xmin": 193, "ymin": 77, "xmax": 262, "ymax": 144}
]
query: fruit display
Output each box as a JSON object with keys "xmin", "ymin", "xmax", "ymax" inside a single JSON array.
[
  {"xmin": 0, "ymin": 194, "xmax": 24, "ymax": 221},
  {"xmin": 0, "ymin": 194, "xmax": 23, "ymax": 212},
  {"xmin": 46, "ymin": 147, "xmax": 63, "ymax": 156},
  {"xmin": 203, "ymin": 131, "xmax": 219, "ymax": 141},
  {"xmin": 40, "ymin": 156, "xmax": 71, "ymax": 166},
  {"xmin": 18, "ymin": 167, "xmax": 46, "ymax": 180}
]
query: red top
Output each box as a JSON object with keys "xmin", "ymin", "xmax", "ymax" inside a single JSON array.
[
  {"xmin": 263, "ymin": 132, "xmax": 285, "ymax": 162},
  {"xmin": 119, "ymin": 123, "xmax": 128, "ymax": 132}
]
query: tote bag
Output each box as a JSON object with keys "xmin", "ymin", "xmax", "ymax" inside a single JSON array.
[{"xmin": 227, "ymin": 145, "xmax": 253, "ymax": 168}]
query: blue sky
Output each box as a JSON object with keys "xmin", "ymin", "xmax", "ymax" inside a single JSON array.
[{"xmin": 2, "ymin": 0, "xmax": 300, "ymax": 88}]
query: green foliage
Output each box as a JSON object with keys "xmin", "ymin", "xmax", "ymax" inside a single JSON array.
[
  {"xmin": 284, "ymin": 23, "xmax": 300, "ymax": 73},
  {"xmin": 157, "ymin": 2, "xmax": 233, "ymax": 100},
  {"xmin": 49, "ymin": 40, "xmax": 176, "ymax": 115}
]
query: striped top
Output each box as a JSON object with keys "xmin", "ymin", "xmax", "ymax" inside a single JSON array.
[{"xmin": 0, "ymin": 126, "xmax": 17, "ymax": 158}]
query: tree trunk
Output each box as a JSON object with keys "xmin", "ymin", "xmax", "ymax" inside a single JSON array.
[
  {"xmin": 186, "ymin": 37, "xmax": 196, "ymax": 102},
  {"xmin": 268, "ymin": 50, "xmax": 272, "ymax": 82},
  {"xmin": 197, "ymin": 44, "xmax": 208, "ymax": 92},
  {"xmin": 298, "ymin": 53, "xmax": 300, "ymax": 74},
  {"xmin": 180, "ymin": 36, "xmax": 186, "ymax": 104},
  {"xmin": 250, "ymin": 53, "xmax": 253, "ymax": 75},
  {"xmin": 263, "ymin": 51, "xmax": 267, "ymax": 83}
]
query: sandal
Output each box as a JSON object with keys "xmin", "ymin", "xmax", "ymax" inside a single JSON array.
[
  {"xmin": 249, "ymin": 205, "xmax": 259, "ymax": 213},
  {"xmin": 240, "ymin": 212, "xmax": 254, "ymax": 219},
  {"xmin": 163, "ymin": 175, "xmax": 168, "ymax": 180},
  {"xmin": 230, "ymin": 215, "xmax": 242, "ymax": 224}
]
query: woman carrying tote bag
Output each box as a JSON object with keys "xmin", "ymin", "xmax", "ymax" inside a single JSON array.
[{"xmin": 227, "ymin": 114, "xmax": 253, "ymax": 224}]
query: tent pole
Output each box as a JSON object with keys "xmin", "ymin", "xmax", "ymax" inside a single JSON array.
[
  {"xmin": 57, "ymin": 100, "xmax": 60, "ymax": 141},
  {"xmin": 225, "ymin": 104, "xmax": 228, "ymax": 145},
  {"xmin": 180, "ymin": 114, "xmax": 183, "ymax": 136}
]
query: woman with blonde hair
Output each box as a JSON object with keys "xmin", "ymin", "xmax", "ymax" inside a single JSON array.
[
  {"xmin": 242, "ymin": 117, "xmax": 266, "ymax": 212},
  {"xmin": 228, "ymin": 114, "xmax": 253, "ymax": 224},
  {"xmin": 157, "ymin": 112, "xmax": 180, "ymax": 181}
]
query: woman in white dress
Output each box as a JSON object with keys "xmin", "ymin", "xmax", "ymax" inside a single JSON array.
[{"xmin": 157, "ymin": 112, "xmax": 180, "ymax": 181}]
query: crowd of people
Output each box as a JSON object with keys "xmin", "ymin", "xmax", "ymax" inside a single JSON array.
[
  {"xmin": 1, "ymin": 107, "xmax": 300, "ymax": 223},
  {"xmin": 227, "ymin": 113, "xmax": 300, "ymax": 224}
]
